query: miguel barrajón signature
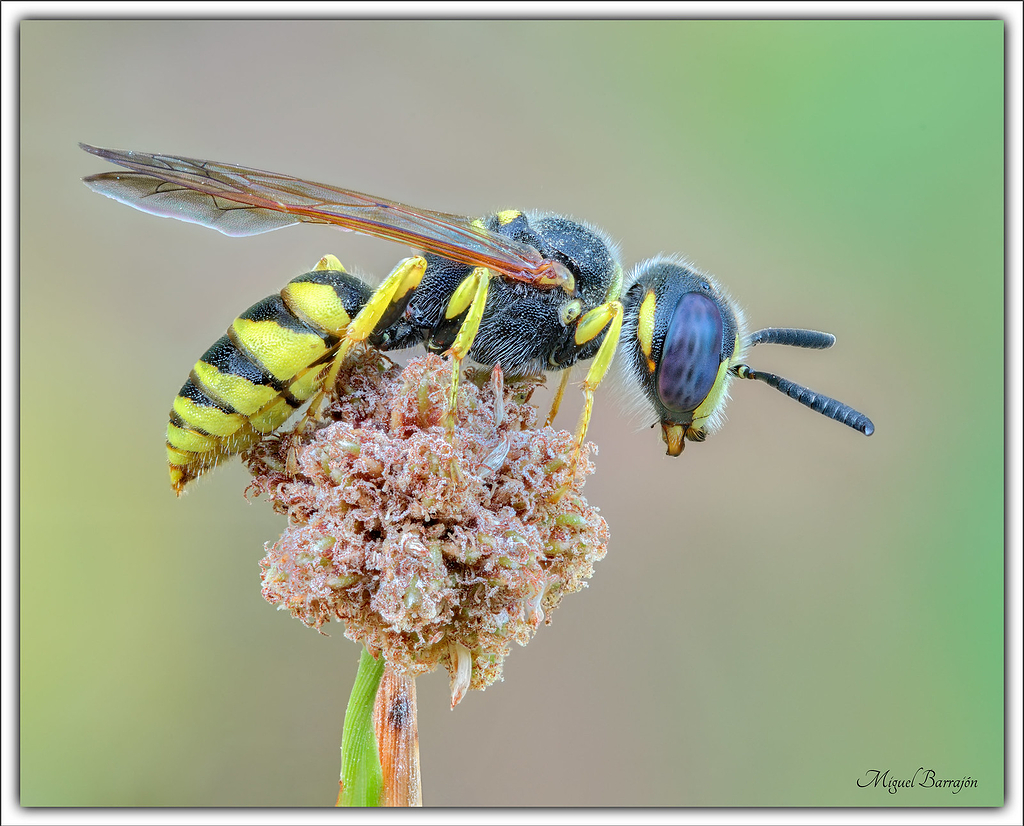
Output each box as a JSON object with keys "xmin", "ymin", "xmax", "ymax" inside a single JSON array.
[{"xmin": 857, "ymin": 768, "xmax": 978, "ymax": 795}]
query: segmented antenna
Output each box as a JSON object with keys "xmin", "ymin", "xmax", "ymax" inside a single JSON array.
[
  {"xmin": 746, "ymin": 328, "xmax": 837, "ymax": 349},
  {"xmin": 732, "ymin": 364, "xmax": 875, "ymax": 436}
]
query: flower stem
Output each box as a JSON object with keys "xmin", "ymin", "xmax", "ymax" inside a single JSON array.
[{"xmin": 336, "ymin": 646, "xmax": 385, "ymax": 807}]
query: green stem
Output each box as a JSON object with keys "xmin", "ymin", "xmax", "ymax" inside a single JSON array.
[{"xmin": 336, "ymin": 646, "xmax": 386, "ymax": 807}]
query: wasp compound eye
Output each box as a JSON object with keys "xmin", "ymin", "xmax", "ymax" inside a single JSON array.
[{"xmin": 657, "ymin": 292, "xmax": 724, "ymax": 415}]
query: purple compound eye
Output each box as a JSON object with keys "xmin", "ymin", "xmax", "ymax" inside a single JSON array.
[{"xmin": 656, "ymin": 293, "xmax": 724, "ymax": 415}]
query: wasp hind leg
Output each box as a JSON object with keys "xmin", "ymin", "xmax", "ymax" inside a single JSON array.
[
  {"xmin": 299, "ymin": 254, "xmax": 428, "ymax": 428},
  {"xmin": 545, "ymin": 367, "xmax": 573, "ymax": 428},
  {"xmin": 567, "ymin": 299, "xmax": 624, "ymax": 471}
]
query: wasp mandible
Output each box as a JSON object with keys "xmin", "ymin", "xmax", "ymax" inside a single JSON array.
[{"xmin": 80, "ymin": 144, "xmax": 873, "ymax": 494}]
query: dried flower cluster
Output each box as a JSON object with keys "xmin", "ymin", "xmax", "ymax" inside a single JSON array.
[{"xmin": 245, "ymin": 351, "xmax": 608, "ymax": 704}]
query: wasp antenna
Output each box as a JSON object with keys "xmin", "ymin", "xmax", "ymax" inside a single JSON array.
[
  {"xmin": 745, "ymin": 328, "xmax": 836, "ymax": 349},
  {"xmin": 733, "ymin": 364, "xmax": 874, "ymax": 435}
]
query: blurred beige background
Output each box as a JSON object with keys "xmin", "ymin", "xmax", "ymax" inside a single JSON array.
[{"xmin": 20, "ymin": 20, "xmax": 1004, "ymax": 806}]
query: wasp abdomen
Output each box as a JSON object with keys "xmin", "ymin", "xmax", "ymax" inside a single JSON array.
[{"xmin": 166, "ymin": 263, "xmax": 372, "ymax": 494}]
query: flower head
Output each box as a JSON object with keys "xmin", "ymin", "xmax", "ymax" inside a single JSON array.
[{"xmin": 247, "ymin": 351, "xmax": 608, "ymax": 704}]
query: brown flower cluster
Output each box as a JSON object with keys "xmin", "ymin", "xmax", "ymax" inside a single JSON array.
[{"xmin": 245, "ymin": 351, "xmax": 608, "ymax": 705}]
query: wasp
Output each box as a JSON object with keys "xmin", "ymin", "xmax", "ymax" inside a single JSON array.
[{"xmin": 80, "ymin": 144, "xmax": 874, "ymax": 495}]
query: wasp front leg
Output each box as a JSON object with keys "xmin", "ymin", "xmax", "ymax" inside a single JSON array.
[
  {"xmin": 569, "ymin": 300, "xmax": 624, "ymax": 469},
  {"xmin": 440, "ymin": 266, "xmax": 491, "ymax": 431}
]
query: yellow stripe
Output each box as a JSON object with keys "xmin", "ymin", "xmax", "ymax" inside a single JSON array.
[
  {"xmin": 574, "ymin": 302, "xmax": 615, "ymax": 346},
  {"xmin": 249, "ymin": 397, "xmax": 295, "ymax": 435},
  {"xmin": 167, "ymin": 444, "xmax": 197, "ymax": 467},
  {"xmin": 169, "ymin": 450, "xmax": 222, "ymax": 473},
  {"xmin": 172, "ymin": 395, "xmax": 247, "ymax": 436},
  {"xmin": 287, "ymin": 362, "xmax": 330, "ymax": 402},
  {"xmin": 638, "ymin": 290, "xmax": 657, "ymax": 372},
  {"xmin": 446, "ymin": 268, "xmax": 487, "ymax": 320},
  {"xmin": 166, "ymin": 422, "xmax": 221, "ymax": 453},
  {"xmin": 282, "ymin": 281, "xmax": 353, "ymax": 336},
  {"xmin": 691, "ymin": 346, "xmax": 735, "ymax": 429},
  {"xmin": 232, "ymin": 317, "xmax": 329, "ymax": 381},
  {"xmin": 223, "ymin": 427, "xmax": 263, "ymax": 454},
  {"xmin": 495, "ymin": 209, "xmax": 522, "ymax": 226},
  {"xmin": 314, "ymin": 254, "xmax": 346, "ymax": 272},
  {"xmin": 192, "ymin": 360, "xmax": 279, "ymax": 415},
  {"xmin": 169, "ymin": 465, "xmax": 188, "ymax": 493},
  {"xmin": 168, "ymin": 448, "xmax": 232, "ymax": 494}
]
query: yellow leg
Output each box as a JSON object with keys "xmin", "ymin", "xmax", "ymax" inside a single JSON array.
[
  {"xmin": 442, "ymin": 267, "xmax": 491, "ymax": 430},
  {"xmin": 304, "ymin": 256, "xmax": 427, "ymax": 422},
  {"xmin": 545, "ymin": 367, "xmax": 573, "ymax": 427},
  {"xmin": 570, "ymin": 300, "xmax": 624, "ymax": 466}
]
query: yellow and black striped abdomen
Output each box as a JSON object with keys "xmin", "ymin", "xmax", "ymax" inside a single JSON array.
[{"xmin": 166, "ymin": 256, "xmax": 372, "ymax": 495}]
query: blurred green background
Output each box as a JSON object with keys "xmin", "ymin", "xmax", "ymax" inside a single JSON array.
[{"xmin": 20, "ymin": 20, "xmax": 1003, "ymax": 806}]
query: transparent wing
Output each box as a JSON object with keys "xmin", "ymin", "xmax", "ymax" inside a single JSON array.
[{"xmin": 80, "ymin": 144, "xmax": 570, "ymax": 288}]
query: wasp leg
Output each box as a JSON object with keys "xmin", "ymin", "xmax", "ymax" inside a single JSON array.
[
  {"xmin": 545, "ymin": 367, "xmax": 573, "ymax": 428},
  {"xmin": 441, "ymin": 266, "xmax": 491, "ymax": 431},
  {"xmin": 302, "ymin": 255, "xmax": 427, "ymax": 424},
  {"xmin": 569, "ymin": 300, "xmax": 624, "ymax": 467}
]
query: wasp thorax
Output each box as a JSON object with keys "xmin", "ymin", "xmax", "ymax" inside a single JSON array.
[{"xmin": 245, "ymin": 352, "xmax": 608, "ymax": 704}]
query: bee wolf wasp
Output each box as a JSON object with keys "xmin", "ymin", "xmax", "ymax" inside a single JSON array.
[{"xmin": 80, "ymin": 144, "xmax": 873, "ymax": 494}]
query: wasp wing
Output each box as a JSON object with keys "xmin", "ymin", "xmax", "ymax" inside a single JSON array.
[
  {"xmin": 80, "ymin": 144, "xmax": 551, "ymax": 279},
  {"xmin": 82, "ymin": 168, "xmax": 301, "ymax": 237}
]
